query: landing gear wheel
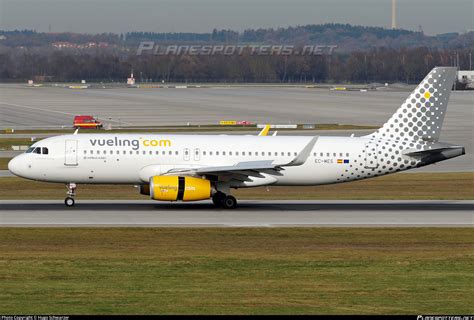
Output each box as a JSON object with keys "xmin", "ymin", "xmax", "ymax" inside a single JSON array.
[
  {"xmin": 221, "ymin": 195, "xmax": 237, "ymax": 209},
  {"xmin": 212, "ymin": 192, "xmax": 225, "ymax": 207},
  {"xmin": 65, "ymin": 183, "xmax": 77, "ymax": 207},
  {"xmin": 65, "ymin": 197, "xmax": 75, "ymax": 207}
]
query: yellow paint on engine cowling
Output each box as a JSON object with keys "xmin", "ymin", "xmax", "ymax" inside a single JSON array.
[
  {"xmin": 150, "ymin": 176, "xmax": 211, "ymax": 201},
  {"xmin": 182, "ymin": 176, "xmax": 211, "ymax": 201},
  {"xmin": 151, "ymin": 176, "xmax": 179, "ymax": 201}
]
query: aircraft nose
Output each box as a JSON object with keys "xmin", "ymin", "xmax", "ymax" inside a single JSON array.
[{"xmin": 8, "ymin": 156, "xmax": 24, "ymax": 177}]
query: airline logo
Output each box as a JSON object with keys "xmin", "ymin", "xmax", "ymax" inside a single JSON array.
[{"xmin": 89, "ymin": 137, "xmax": 172, "ymax": 150}]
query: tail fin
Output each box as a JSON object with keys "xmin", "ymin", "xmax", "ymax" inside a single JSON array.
[{"xmin": 369, "ymin": 67, "xmax": 457, "ymax": 142}]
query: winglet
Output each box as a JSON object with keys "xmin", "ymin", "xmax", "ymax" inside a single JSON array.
[
  {"xmin": 285, "ymin": 136, "xmax": 318, "ymax": 166},
  {"xmin": 73, "ymin": 128, "xmax": 79, "ymax": 135},
  {"xmin": 258, "ymin": 124, "xmax": 271, "ymax": 136}
]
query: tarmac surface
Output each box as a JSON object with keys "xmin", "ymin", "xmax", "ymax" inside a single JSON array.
[
  {"xmin": 0, "ymin": 85, "xmax": 472, "ymax": 171},
  {"xmin": 0, "ymin": 200, "xmax": 472, "ymax": 227},
  {"xmin": 0, "ymin": 170, "xmax": 13, "ymax": 177}
]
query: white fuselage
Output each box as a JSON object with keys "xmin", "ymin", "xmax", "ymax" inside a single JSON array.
[{"xmin": 7, "ymin": 133, "xmax": 438, "ymax": 187}]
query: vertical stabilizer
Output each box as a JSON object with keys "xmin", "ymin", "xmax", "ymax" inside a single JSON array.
[{"xmin": 369, "ymin": 67, "xmax": 457, "ymax": 142}]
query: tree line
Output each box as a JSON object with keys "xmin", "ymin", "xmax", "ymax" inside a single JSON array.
[{"xmin": 0, "ymin": 46, "xmax": 470, "ymax": 83}]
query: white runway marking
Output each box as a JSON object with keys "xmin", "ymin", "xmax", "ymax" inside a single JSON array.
[{"xmin": 0, "ymin": 101, "xmax": 76, "ymax": 116}]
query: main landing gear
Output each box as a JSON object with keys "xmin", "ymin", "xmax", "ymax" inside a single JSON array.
[
  {"xmin": 212, "ymin": 191, "xmax": 238, "ymax": 209},
  {"xmin": 65, "ymin": 183, "xmax": 77, "ymax": 207}
]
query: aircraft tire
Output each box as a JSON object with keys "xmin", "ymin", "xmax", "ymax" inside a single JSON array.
[
  {"xmin": 65, "ymin": 197, "xmax": 75, "ymax": 207},
  {"xmin": 221, "ymin": 195, "xmax": 237, "ymax": 209}
]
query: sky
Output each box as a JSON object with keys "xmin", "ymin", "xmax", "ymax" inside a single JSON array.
[{"xmin": 0, "ymin": 0, "xmax": 472, "ymax": 35}]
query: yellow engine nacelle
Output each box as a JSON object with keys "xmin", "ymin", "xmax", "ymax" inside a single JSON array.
[{"xmin": 150, "ymin": 176, "xmax": 211, "ymax": 201}]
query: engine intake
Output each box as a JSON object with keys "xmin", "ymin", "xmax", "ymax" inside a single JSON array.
[{"xmin": 150, "ymin": 176, "xmax": 211, "ymax": 201}]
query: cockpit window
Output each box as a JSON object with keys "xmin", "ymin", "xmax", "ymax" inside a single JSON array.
[
  {"xmin": 26, "ymin": 147, "xmax": 35, "ymax": 153},
  {"xmin": 42, "ymin": 147, "xmax": 48, "ymax": 155},
  {"xmin": 33, "ymin": 147, "xmax": 41, "ymax": 154}
]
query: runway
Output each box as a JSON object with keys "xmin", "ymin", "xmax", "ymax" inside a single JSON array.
[
  {"xmin": 0, "ymin": 200, "xmax": 472, "ymax": 227},
  {"xmin": 0, "ymin": 170, "xmax": 13, "ymax": 177}
]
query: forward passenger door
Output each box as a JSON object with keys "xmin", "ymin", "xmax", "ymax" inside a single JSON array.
[{"xmin": 64, "ymin": 140, "xmax": 78, "ymax": 166}]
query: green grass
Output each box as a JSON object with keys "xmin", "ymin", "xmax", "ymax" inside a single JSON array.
[
  {"xmin": 0, "ymin": 172, "xmax": 472, "ymax": 200},
  {"xmin": 0, "ymin": 228, "xmax": 472, "ymax": 314}
]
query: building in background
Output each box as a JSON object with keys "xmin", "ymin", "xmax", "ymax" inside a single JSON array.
[{"xmin": 456, "ymin": 70, "xmax": 474, "ymax": 90}]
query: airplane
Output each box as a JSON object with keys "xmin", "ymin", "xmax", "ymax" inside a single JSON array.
[{"xmin": 8, "ymin": 67, "xmax": 465, "ymax": 209}]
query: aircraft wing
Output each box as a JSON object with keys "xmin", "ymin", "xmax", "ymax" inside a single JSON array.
[{"xmin": 164, "ymin": 136, "xmax": 318, "ymax": 181}]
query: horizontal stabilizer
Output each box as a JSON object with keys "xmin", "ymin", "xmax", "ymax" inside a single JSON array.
[{"xmin": 403, "ymin": 146, "xmax": 465, "ymax": 157}]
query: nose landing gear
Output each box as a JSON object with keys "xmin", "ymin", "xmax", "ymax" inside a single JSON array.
[{"xmin": 65, "ymin": 183, "xmax": 77, "ymax": 207}]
